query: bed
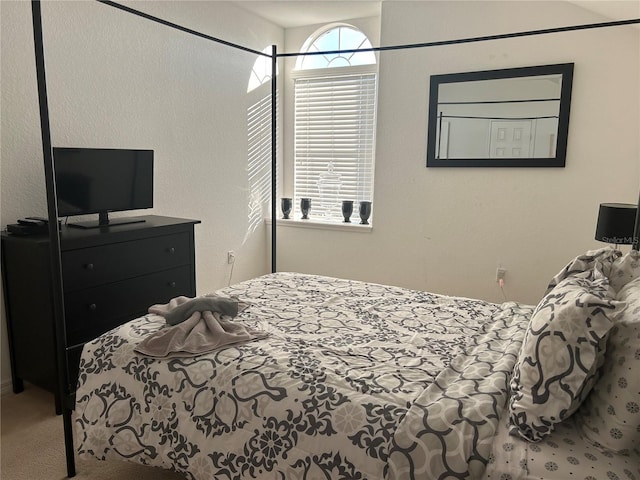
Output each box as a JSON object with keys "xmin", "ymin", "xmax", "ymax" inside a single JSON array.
[
  {"xmin": 73, "ymin": 249, "xmax": 640, "ymax": 480},
  {"xmin": 483, "ymin": 415, "xmax": 640, "ymax": 480}
]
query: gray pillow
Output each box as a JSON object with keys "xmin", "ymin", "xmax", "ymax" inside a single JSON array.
[
  {"xmin": 545, "ymin": 247, "xmax": 621, "ymax": 295},
  {"xmin": 509, "ymin": 268, "xmax": 618, "ymax": 442},
  {"xmin": 609, "ymin": 249, "xmax": 640, "ymax": 293}
]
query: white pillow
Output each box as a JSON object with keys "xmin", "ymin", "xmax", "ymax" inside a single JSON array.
[
  {"xmin": 509, "ymin": 269, "xmax": 618, "ymax": 442},
  {"xmin": 576, "ymin": 275, "xmax": 640, "ymax": 455}
]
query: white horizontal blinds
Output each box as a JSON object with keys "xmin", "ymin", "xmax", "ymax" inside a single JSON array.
[
  {"xmin": 294, "ymin": 73, "xmax": 376, "ymax": 220},
  {"xmin": 248, "ymin": 91, "xmax": 279, "ymax": 229}
]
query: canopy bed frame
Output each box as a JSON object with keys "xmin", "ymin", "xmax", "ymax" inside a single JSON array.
[{"xmin": 27, "ymin": 0, "xmax": 640, "ymax": 476}]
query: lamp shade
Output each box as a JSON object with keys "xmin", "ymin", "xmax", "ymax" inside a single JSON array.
[{"xmin": 595, "ymin": 203, "xmax": 637, "ymax": 244}]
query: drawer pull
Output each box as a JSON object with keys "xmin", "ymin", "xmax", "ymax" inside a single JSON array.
[
  {"xmin": 168, "ymin": 247, "xmax": 176, "ymax": 254},
  {"xmin": 168, "ymin": 281, "xmax": 176, "ymax": 288},
  {"xmin": 88, "ymin": 303, "xmax": 97, "ymax": 311},
  {"xmin": 85, "ymin": 263, "xmax": 95, "ymax": 270}
]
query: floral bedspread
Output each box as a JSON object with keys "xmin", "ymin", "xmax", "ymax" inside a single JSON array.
[{"xmin": 74, "ymin": 272, "xmax": 533, "ymax": 479}]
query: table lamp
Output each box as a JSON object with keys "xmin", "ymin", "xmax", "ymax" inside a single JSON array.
[{"xmin": 595, "ymin": 203, "xmax": 637, "ymax": 247}]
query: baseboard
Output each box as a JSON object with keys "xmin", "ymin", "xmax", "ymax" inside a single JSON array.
[{"xmin": 1, "ymin": 379, "xmax": 14, "ymax": 396}]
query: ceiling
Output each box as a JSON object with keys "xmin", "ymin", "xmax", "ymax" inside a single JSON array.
[
  {"xmin": 233, "ymin": 0, "xmax": 639, "ymax": 29},
  {"xmin": 570, "ymin": 0, "xmax": 640, "ymax": 23},
  {"xmin": 233, "ymin": 1, "xmax": 380, "ymax": 28}
]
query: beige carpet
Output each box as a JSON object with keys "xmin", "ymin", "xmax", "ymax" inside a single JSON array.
[{"xmin": 1, "ymin": 384, "xmax": 185, "ymax": 480}]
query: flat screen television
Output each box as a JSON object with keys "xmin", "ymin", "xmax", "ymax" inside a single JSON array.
[{"xmin": 53, "ymin": 147, "xmax": 154, "ymax": 229}]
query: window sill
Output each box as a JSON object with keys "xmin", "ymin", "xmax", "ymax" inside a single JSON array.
[{"xmin": 266, "ymin": 218, "xmax": 372, "ymax": 232}]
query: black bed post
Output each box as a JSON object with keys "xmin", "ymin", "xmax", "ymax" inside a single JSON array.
[
  {"xmin": 31, "ymin": 1, "xmax": 76, "ymax": 477},
  {"xmin": 271, "ymin": 44, "xmax": 277, "ymax": 273},
  {"xmin": 633, "ymin": 188, "xmax": 640, "ymax": 251}
]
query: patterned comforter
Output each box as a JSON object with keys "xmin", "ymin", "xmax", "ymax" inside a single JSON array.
[{"xmin": 74, "ymin": 272, "xmax": 533, "ymax": 479}]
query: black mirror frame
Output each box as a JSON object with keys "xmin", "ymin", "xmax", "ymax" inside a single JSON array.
[{"xmin": 426, "ymin": 63, "xmax": 574, "ymax": 168}]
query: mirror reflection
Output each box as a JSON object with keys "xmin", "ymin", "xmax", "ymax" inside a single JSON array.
[{"xmin": 427, "ymin": 63, "xmax": 574, "ymax": 167}]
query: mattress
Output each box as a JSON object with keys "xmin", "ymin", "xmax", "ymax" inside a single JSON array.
[{"xmin": 73, "ymin": 272, "xmax": 533, "ymax": 479}]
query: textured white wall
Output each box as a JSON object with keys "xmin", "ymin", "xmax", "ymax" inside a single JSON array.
[
  {"xmin": 277, "ymin": 1, "xmax": 639, "ymax": 305},
  {"xmin": 0, "ymin": 1, "xmax": 282, "ymax": 391},
  {"xmin": 2, "ymin": 0, "xmax": 639, "ymax": 392}
]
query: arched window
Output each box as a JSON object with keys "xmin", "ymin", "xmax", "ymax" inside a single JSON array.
[
  {"xmin": 247, "ymin": 47, "xmax": 278, "ymax": 93},
  {"xmin": 293, "ymin": 25, "xmax": 377, "ymax": 223},
  {"xmin": 295, "ymin": 25, "xmax": 376, "ymax": 70},
  {"xmin": 247, "ymin": 47, "xmax": 279, "ymax": 238}
]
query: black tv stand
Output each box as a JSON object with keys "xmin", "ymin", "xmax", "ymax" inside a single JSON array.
[{"xmin": 67, "ymin": 212, "xmax": 146, "ymax": 229}]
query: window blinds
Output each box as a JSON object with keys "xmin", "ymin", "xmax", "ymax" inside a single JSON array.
[
  {"xmin": 248, "ymin": 91, "xmax": 279, "ymax": 231},
  {"xmin": 294, "ymin": 73, "xmax": 377, "ymax": 221}
]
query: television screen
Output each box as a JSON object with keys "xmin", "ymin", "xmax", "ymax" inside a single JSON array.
[{"xmin": 53, "ymin": 148, "xmax": 153, "ymax": 227}]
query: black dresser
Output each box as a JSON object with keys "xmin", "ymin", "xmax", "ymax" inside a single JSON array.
[{"xmin": 1, "ymin": 215, "xmax": 200, "ymax": 412}]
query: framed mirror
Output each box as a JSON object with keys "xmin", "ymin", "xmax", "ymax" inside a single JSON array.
[{"xmin": 426, "ymin": 63, "xmax": 574, "ymax": 167}]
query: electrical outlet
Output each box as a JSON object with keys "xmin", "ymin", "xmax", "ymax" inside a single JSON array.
[
  {"xmin": 227, "ymin": 250, "xmax": 236, "ymax": 264},
  {"xmin": 496, "ymin": 266, "xmax": 507, "ymax": 283}
]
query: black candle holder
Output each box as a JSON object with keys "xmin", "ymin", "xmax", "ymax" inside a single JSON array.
[
  {"xmin": 359, "ymin": 201, "xmax": 372, "ymax": 225},
  {"xmin": 281, "ymin": 198, "xmax": 292, "ymax": 219},
  {"xmin": 300, "ymin": 198, "xmax": 312, "ymax": 219},
  {"xmin": 341, "ymin": 200, "xmax": 353, "ymax": 223}
]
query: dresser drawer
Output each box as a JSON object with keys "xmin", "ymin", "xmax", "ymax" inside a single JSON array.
[
  {"xmin": 62, "ymin": 232, "xmax": 191, "ymax": 291},
  {"xmin": 64, "ymin": 265, "xmax": 193, "ymax": 346}
]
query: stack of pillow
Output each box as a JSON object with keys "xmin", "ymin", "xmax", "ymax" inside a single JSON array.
[{"xmin": 508, "ymin": 247, "xmax": 640, "ymax": 457}]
